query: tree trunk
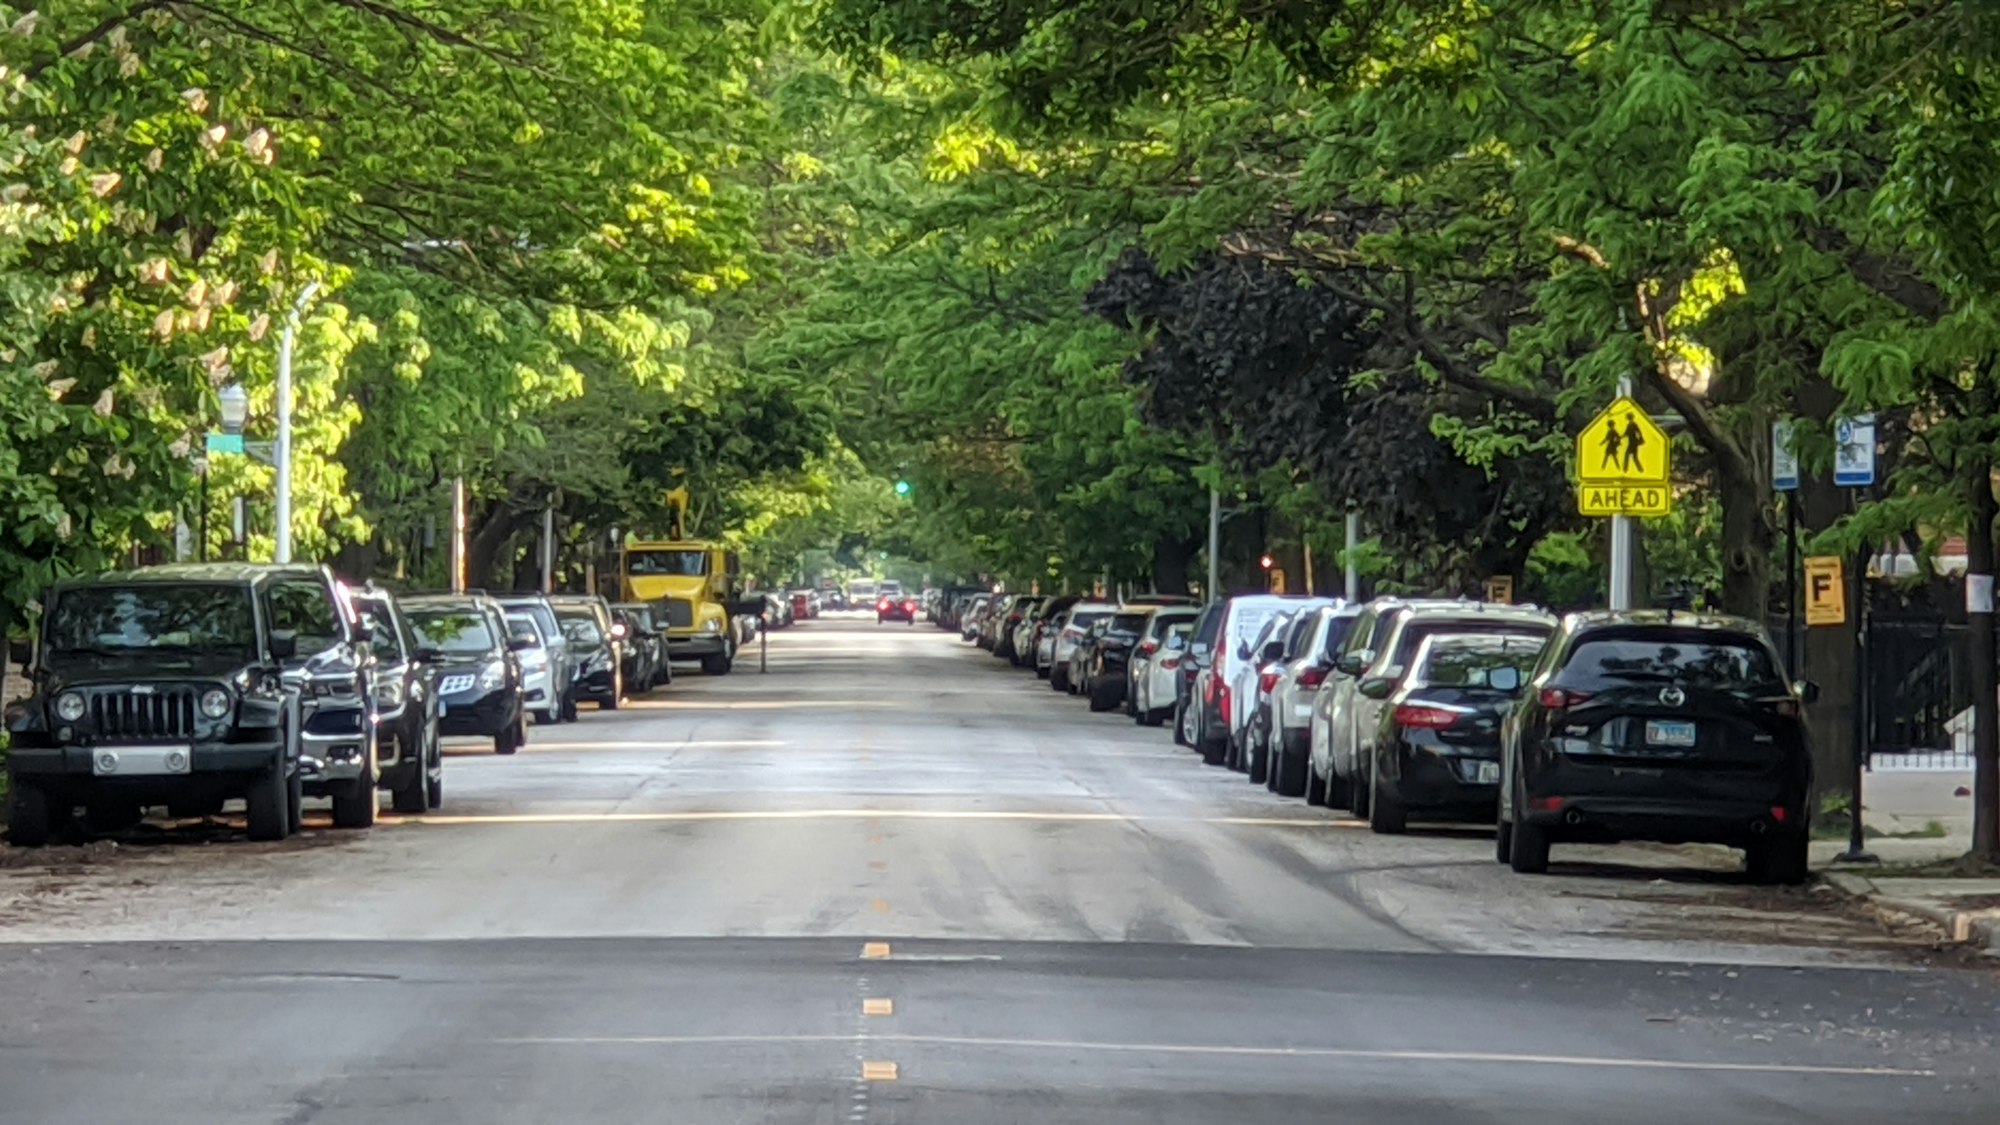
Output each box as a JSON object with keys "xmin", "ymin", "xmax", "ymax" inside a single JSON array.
[
  {"xmin": 1798, "ymin": 470, "xmax": 1857, "ymax": 815},
  {"xmin": 1966, "ymin": 425, "xmax": 1999, "ymax": 861},
  {"xmin": 1716, "ymin": 453, "xmax": 1774, "ymax": 618},
  {"xmin": 1152, "ymin": 536, "xmax": 1195, "ymax": 595},
  {"xmin": 467, "ymin": 506, "xmax": 535, "ymax": 591}
]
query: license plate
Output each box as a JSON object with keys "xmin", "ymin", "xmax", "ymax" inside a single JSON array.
[
  {"xmin": 92, "ymin": 745, "xmax": 193, "ymax": 777},
  {"xmin": 1472, "ymin": 760, "xmax": 1500, "ymax": 784},
  {"xmin": 1645, "ymin": 719, "xmax": 1697, "ymax": 747}
]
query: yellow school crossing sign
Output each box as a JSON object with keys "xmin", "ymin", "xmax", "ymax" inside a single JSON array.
[{"xmin": 1574, "ymin": 396, "xmax": 1671, "ymax": 517}]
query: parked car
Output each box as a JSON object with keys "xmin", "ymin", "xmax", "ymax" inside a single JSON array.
[
  {"xmin": 504, "ymin": 611, "xmax": 562, "ymax": 725},
  {"xmin": 1243, "ymin": 606, "xmax": 1336, "ymax": 785},
  {"xmin": 1084, "ymin": 607, "xmax": 1156, "ymax": 712},
  {"xmin": 1357, "ymin": 631, "xmax": 1543, "ymax": 833},
  {"xmin": 1173, "ymin": 602, "xmax": 1226, "ymax": 748},
  {"xmin": 1031, "ymin": 595, "xmax": 1084, "ymax": 677},
  {"xmin": 1129, "ymin": 613, "xmax": 1198, "ymax": 726},
  {"xmin": 958, "ymin": 594, "xmax": 992, "ymax": 640},
  {"xmin": 1498, "ymin": 611, "xmax": 1814, "ymax": 884},
  {"xmin": 1189, "ymin": 595, "xmax": 1319, "ymax": 767},
  {"xmin": 548, "ymin": 595, "xmax": 623, "ymax": 709},
  {"xmin": 354, "ymin": 588, "xmax": 443, "ymax": 813},
  {"xmin": 975, "ymin": 594, "xmax": 1012, "ymax": 650},
  {"xmin": 3, "ymin": 563, "xmax": 361, "ymax": 844},
  {"xmin": 1260, "ymin": 603, "xmax": 1361, "ymax": 797},
  {"xmin": 494, "ymin": 593, "xmax": 580, "ymax": 723},
  {"xmin": 611, "ymin": 603, "xmax": 670, "ymax": 691},
  {"xmin": 791, "ymin": 590, "xmax": 816, "ymax": 620},
  {"xmin": 1324, "ymin": 600, "xmax": 1555, "ymax": 816},
  {"xmin": 997, "ymin": 596, "xmax": 1042, "ymax": 663},
  {"xmin": 403, "ymin": 594, "xmax": 530, "ymax": 754},
  {"xmin": 1048, "ymin": 601, "xmax": 1117, "ymax": 693}
]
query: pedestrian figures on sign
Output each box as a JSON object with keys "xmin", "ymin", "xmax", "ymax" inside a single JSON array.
[
  {"xmin": 1620, "ymin": 412, "xmax": 1647, "ymax": 473},
  {"xmin": 1599, "ymin": 420, "xmax": 1622, "ymax": 472}
]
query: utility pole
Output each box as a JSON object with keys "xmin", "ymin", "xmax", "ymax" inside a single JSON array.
[
  {"xmin": 1344, "ymin": 504, "xmax": 1360, "ymax": 602},
  {"xmin": 449, "ymin": 474, "xmax": 467, "ymax": 593},
  {"xmin": 541, "ymin": 502, "xmax": 556, "ymax": 594},
  {"xmin": 1206, "ymin": 486, "xmax": 1220, "ymax": 603},
  {"xmin": 273, "ymin": 279, "xmax": 320, "ymax": 564}
]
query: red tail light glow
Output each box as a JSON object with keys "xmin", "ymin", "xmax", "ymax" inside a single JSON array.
[
  {"xmin": 1162, "ymin": 656, "xmax": 1182, "ymax": 670},
  {"xmin": 1138, "ymin": 640, "xmax": 1159, "ymax": 656},
  {"xmin": 1299, "ymin": 666, "xmax": 1328, "ymax": 689},
  {"xmin": 904, "ymin": 600, "xmax": 917, "ymax": 611},
  {"xmin": 1539, "ymin": 687, "xmax": 1591, "ymax": 710},
  {"xmin": 878, "ymin": 599, "xmax": 891, "ymax": 611},
  {"xmin": 1258, "ymin": 671, "xmax": 1280, "ymax": 693},
  {"xmin": 1393, "ymin": 704, "xmax": 1462, "ymax": 729}
]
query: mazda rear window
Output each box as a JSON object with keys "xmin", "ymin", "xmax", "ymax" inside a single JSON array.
[{"xmin": 1560, "ymin": 631, "xmax": 1781, "ymax": 691}]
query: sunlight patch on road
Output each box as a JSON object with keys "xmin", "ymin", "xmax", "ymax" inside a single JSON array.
[
  {"xmin": 625, "ymin": 699, "xmax": 901, "ymax": 711},
  {"xmin": 515, "ymin": 740, "xmax": 787, "ymax": 752},
  {"xmin": 493, "ymin": 1033, "xmax": 1931, "ymax": 1078},
  {"xmin": 404, "ymin": 808, "xmax": 1365, "ymax": 828}
]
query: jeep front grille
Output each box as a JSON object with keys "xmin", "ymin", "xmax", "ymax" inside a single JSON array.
[
  {"xmin": 90, "ymin": 689, "xmax": 197, "ymax": 742},
  {"xmin": 662, "ymin": 598, "xmax": 695, "ymax": 628}
]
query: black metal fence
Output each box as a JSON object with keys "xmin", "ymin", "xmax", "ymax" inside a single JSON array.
[{"xmin": 1770, "ymin": 606, "xmax": 1974, "ymax": 767}]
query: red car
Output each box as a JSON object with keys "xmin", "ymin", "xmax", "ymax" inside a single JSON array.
[{"xmin": 878, "ymin": 596, "xmax": 917, "ymax": 624}]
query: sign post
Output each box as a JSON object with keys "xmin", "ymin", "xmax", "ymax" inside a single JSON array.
[
  {"xmin": 1774, "ymin": 421, "xmax": 1800, "ymax": 678},
  {"xmin": 1834, "ymin": 414, "xmax": 1878, "ymax": 865},
  {"xmin": 1574, "ymin": 381, "xmax": 1672, "ymax": 609}
]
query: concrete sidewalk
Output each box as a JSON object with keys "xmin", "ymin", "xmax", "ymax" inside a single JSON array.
[{"xmin": 1822, "ymin": 869, "xmax": 2000, "ymax": 955}]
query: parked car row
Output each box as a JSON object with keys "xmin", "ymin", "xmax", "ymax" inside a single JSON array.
[
  {"xmin": 3, "ymin": 563, "xmax": 684, "ymax": 848},
  {"xmin": 955, "ymin": 588, "xmax": 1819, "ymax": 886}
]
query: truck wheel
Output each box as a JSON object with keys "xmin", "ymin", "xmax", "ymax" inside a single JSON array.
[
  {"xmin": 331, "ymin": 757, "xmax": 379, "ymax": 829},
  {"xmin": 701, "ymin": 648, "xmax": 733, "ymax": 675},
  {"xmin": 287, "ymin": 771, "xmax": 304, "ymax": 834},
  {"xmin": 390, "ymin": 738, "xmax": 427, "ymax": 814},
  {"xmin": 7, "ymin": 784, "xmax": 54, "ymax": 847},
  {"xmin": 246, "ymin": 767, "xmax": 291, "ymax": 841}
]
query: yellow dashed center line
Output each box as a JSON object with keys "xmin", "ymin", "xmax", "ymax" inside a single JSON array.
[
  {"xmin": 862, "ymin": 998, "xmax": 894, "ymax": 1017},
  {"xmin": 860, "ymin": 1060, "xmax": 899, "ymax": 1081},
  {"xmin": 869, "ymin": 898, "xmax": 892, "ymax": 914},
  {"xmin": 861, "ymin": 942, "xmax": 892, "ymax": 959}
]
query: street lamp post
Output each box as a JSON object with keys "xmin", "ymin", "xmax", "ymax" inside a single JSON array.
[
  {"xmin": 200, "ymin": 382, "xmax": 250, "ymax": 563},
  {"xmin": 273, "ymin": 280, "xmax": 320, "ymax": 564}
]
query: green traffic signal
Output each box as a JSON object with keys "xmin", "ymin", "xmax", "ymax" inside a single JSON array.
[{"xmin": 894, "ymin": 479, "xmax": 911, "ymax": 496}]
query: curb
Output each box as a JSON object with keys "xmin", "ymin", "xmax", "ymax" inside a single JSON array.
[{"xmin": 1819, "ymin": 871, "xmax": 2000, "ymax": 954}]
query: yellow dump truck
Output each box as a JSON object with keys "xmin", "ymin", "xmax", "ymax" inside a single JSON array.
[{"xmin": 619, "ymin": 538, "xmax": 740, "ymax": 674}]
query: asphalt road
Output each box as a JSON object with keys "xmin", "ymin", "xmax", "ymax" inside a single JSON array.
[{"xmin": 1, "ymin": 614, "xmax": 1995, "ymax": 1123}]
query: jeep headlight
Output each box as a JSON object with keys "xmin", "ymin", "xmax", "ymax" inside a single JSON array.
[
  {"xmin": 375, "ymin": 678, "xmax": 406, "ymax": 709},
  {"xmin": 199, "ymin": 688, "xmax": 232, "ymax": 718},
  {"xmin": 477, "ymin": 661, "xmax": 507, "ymax": 691},
  {"xmin": 55, "ymin": 691, "xmax": 85, "ymax": 722}
]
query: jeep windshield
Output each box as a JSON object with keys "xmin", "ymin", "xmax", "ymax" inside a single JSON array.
[
  {"xmin": 44, "ymin": 584, "xmax": 255, "ymax": 654},
  {"xmin": 407, "ymin": 609, "xmax": 498, "ymax": 656}
]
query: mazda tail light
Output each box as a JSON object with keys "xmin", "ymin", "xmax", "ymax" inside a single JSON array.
[
  {"xmin": 1299, "ymin": 666, "xmax": 1328, "ymax": 689},
  {"xmin": 1538, "ymin": 687, "xmax": 1591, "ymax": 710},
  {"xmin": 1259, "ymin": 671, "xmax": 1280, "ymax": 693},
  {"xmin": 1138, "ymin": 640, "xmax": 1159, "ymax": 656},
  {"xmin": 1162, "ymin": 656, "xmax": 1181, "ymax": 670},
  {"xmin": 1394, "ymin": 704, "xmax": 1462, "ymax": 729}
]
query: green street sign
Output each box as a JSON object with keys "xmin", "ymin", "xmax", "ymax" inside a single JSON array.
[{"xmin": 205, "ymin": 432, "xmax": 245, "ymax": 455}]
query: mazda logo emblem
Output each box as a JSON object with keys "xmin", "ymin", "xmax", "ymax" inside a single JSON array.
[{"xmin": 1659, "ymin": 686, "xmax": 1686, "ymax": 707}]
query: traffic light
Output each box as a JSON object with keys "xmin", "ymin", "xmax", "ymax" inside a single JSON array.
[{"xmin": 894, "ymin": 479, "xmax": 911, "ymax": 497}]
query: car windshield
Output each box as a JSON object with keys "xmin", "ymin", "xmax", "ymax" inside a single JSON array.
[
  {"xmin": 408, "ymin": 608, "xmax": 498, "ymax": 655},
  {"xmin": 1068, "ymin": 611, "xmax": 1109, "ymax": 629},
  {"xmin": 1563, "ymin": 630, "xmax": 1782, "ymax": 691},
  {"xmin": 1320, "ymin": 615, "xmax": 1359, "ymax": 659},
  {"xmin": 1109, "ymin": 612, "xmax": 1150, "ymax": 635},
  {"xmin": 506, "ymin": 616, "xmax": 542, "ymax": 646},
  {"xmin": 44, "ymin": 584, "xmax": 255, "ymax": 653},
  {"xmin": 627, "ymin": 549, "xmax": 707, "ymax": 576},
  {"xmin": 359, "ymin": 605, "xmax": 403, "ymax": 661},
  {"xmin": 557, "ymin": 613, "xmax": 604, "ymax": 646},
  {"xmin": 1415, "ymin": 636, "xmax": 1543, "ymax": 689}
]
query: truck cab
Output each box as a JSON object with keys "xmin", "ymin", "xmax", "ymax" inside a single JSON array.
[{"xmin": 620, "ymin": 540, "xmax": 739, "ymax": 675}]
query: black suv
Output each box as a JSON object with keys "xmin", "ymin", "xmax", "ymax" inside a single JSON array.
[
  {"xmin": 1498, "ymin": 611, "xmax": 1815, "ymax": 885},
  {"xmin": 549, "ymin": 595, "xmax": 623, "ymax": 710},
  {"xmin": 402, "ymin": 595, "xmax": 529, "ymax": 754},
  {"xmin": 611, "ymin": 603, "xmax": 670, "ymax": 692},
  {"xmin": 353, "ymin": 589, "xmax": 443, "ymax": 813},
  {"xmin": 5, "ymin": 563, "xmax": 375, "ymax": 844}
]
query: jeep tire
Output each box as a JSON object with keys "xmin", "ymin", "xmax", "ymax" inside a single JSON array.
[
  {"xmin": 7, "ymin": 783, "xmax": 55, "ymax": 847},
  {"xmin": 331, "ymin": 753, "xmax": 379, "ymax": 829},
  {"xmin": 247, "ymin": 766, "xmax": 292, "ymax": 841}
]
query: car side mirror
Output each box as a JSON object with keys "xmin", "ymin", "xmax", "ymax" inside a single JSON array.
[
  {"xmin": 1237, "ymin": 642, "xmax": 1252, "ymax": 660},
  {"xmin": 1335, "ymin": 655, "xmax": 1364, "ymax": 676},
  {"xmin": 1794, "ymin": 679, "xmax": 1821, "ymax": 704},
  {"xmin": 1260, "ymin": 640, "xmax": 1285, "ymax": 662},
  {"xmin": 508, "ymin": 637, "xmax": 537, "ymax": 653},
  {"xmin": 1357, "ymin": 676, "xmax": 1395, "ymax": 700},
  {"xmin": 269, "ymin": 630, "xmax": 299, "ymax": 661}
]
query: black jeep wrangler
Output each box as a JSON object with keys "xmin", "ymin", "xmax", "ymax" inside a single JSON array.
[{"xmin": 4, "ymin": 563, "xmax": 378, "ymax": 846}]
